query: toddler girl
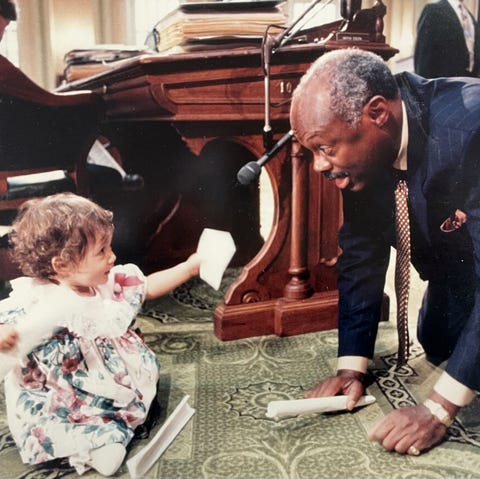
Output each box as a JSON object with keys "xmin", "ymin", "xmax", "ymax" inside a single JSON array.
[{"xmin": 0, "ymin": 193, "xmax": 200, "ymax": 476}]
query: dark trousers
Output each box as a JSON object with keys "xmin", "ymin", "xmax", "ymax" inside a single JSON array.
[{"xmin": 417, "ymin": 269, "xmax": 476, "ymax": 365}]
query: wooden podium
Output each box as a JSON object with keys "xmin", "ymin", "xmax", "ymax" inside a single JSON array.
[{"xmin": 61, "ymin": 1, "xmax": 398, "ymax": 341}]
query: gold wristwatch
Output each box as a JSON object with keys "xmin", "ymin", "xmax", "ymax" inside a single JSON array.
[{"xmin": 423, "ymin": 399, "xmax": 454, "ymax": 427}]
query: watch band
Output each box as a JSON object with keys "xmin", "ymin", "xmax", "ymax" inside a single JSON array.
[{"xmin": 423, "ymin": 399, "xmax": 454, "ymax": 427}]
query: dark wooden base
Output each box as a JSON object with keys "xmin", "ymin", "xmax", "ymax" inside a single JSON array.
[{"xmin": 213, "ymin": 291, "xmax": 338, "ymax": 341}]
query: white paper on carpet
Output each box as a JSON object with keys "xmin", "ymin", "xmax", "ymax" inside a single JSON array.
[
  {"xmin": 127, "ymin": 395, "xmax": 195, "ymax": 479},
  {"xmin": 266, "ymin": 395, "xmax": 376, "ymax": 419}
]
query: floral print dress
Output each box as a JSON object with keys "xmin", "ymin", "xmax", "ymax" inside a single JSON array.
[{"xmin": 0, "ymin": 264, "xmax": 159, "ymax": 474}]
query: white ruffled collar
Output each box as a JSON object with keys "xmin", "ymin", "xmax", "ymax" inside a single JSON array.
[{"xmin": 8, "ymin": 276, "xmax": 137, "ymax": 339}]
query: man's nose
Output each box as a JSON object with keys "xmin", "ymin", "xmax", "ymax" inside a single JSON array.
[{"xmin": 312, "ymin": 154, "xmax": 332, "ymax": 173}]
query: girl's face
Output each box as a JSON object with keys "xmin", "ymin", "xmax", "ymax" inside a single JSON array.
[{"xmin": 63, "ymin": 230, "xmax": 116, "ymax": 295}]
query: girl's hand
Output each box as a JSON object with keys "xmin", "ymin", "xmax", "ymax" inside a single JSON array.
[
  {"xmin": 0, "ymin": 324, "xmax": 18, "ymax": 351},
  {"xmin": 185, "ymin": 252, "xmax": 201, "ymax": 277},
  {"xmin": 145, "ymin": 253, "xmax": 202, "ymax": 300}
]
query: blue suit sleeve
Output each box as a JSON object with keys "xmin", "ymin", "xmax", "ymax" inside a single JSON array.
[
  {"xmin": 444, "ymin": 134, "xmax": 480, "ymax": 390},
  {"xmin": 337, "ymin": 186, "xmax": 393, "ymax": 359}
]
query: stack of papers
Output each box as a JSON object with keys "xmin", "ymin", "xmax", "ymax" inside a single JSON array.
[
  {"xmin": 153, "ymin": 1, "xmax": 287, "ymax": 52},
  {"xmin": 63, "ymin": 44, "xmax": 151, "ymax": 82}
]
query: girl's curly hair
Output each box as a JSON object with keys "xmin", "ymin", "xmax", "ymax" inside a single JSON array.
[{"xmin": 9, "ymin": 193, "xmax": 114, "ymax": 282}]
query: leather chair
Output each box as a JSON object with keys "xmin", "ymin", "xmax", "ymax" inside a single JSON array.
[{"xmin": 0, "ymin": 54, "xmax": 104, "ymax": 282}]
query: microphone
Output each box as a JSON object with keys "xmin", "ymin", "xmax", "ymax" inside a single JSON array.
[
  {"xmin": 340, "ymin": 0, "xmax": 362, "ymax": 21},
  {"xmin": 237, "ymin": 130, "xmax": 294, "ymax": 185}
]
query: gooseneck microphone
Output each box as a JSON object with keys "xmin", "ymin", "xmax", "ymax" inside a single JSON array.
[{"xmin": 237, "ymin": 130, "xmax": 294, "ymax": 185}]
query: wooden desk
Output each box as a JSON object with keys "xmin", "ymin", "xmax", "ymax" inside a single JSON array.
[{"xmin": 61, "ymin": 1, "xmax": 398, "ymax": 340}]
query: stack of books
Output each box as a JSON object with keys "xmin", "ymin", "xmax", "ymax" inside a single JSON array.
[
  {"xmin": 151, "ymin": 1, "xmax": 287, "ymax": 53},
  {"xmin": 63, "ymin": 44, "xmax": 152, "ymax": 83}
]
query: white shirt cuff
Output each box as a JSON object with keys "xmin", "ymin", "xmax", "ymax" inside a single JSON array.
[
  {"xmin": 337, "ymin": 356, "xmax": 368, "ymax": 374},
  {"xmin": 433, "ymin": 372, "xmax": 476, "ymax": 407}
]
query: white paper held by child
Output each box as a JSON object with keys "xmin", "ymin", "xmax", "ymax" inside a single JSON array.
[{"xmin": 197, "ymin": 228, "xmax": 236, "ymax": 290}]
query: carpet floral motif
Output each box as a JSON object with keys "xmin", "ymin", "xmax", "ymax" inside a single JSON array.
[
  {"xmin": 226, "ymin": 381, "xmax": 305, "ymax": 421},
  {"xmin": 1, "ymin": 274, "xmax": 480, "ymax": 478},
  {"xmin": 140, "ymin": 268, "xmax": 241, "ymax": 324}
]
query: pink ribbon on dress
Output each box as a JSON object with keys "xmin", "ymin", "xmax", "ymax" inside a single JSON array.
[{"xmin": 113, "ymin": 272, "xmax": 143, "ymax": 301}]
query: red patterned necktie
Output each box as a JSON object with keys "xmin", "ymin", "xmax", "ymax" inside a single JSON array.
[{"xmin": 394, "ymin": 178, "xmax": 411, "ymax": 367}]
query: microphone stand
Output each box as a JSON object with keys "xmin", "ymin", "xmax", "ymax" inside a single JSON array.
[
  {"xmin": 262, "ymin": 0, "xmax": 334, "ymax": 150},
  {"xmin": 251, "ymin": 0, "xmax": 360, "ymax": 177}
]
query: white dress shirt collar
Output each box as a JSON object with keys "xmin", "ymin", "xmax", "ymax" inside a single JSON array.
[{"xmin": 392, "ymin": 101, "xmax": 408, "ymax": 171}]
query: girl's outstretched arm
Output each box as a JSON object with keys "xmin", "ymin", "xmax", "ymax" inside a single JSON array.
[{"xmin": 145, "ymin": 253, "xmax": 201, "ymax": 301}]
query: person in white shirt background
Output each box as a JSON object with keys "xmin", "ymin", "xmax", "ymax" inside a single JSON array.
[
  {"xmin": 414, "ymin": 0, "xmax": 480, "ymax": 78},
  {"xmin": 0, "ymin": 0, "xmax": 15, "ymax": 42}
]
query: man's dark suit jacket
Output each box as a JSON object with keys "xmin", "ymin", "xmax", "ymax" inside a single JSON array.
[
  {"xmin": 414, "ymin": 0, "xmax": 480, "ymax": 78},
  {"xmin": 337, "ymin": 71, "xmax": 480, "ymax": 390}
]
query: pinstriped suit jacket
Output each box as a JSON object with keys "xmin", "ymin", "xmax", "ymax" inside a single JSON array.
[{"xmin": 337, "ymin": 71, "xmax": 480, "ymax": 390}]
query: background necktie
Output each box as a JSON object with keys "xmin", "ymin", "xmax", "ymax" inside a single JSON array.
[
  {"xmin": 394, "ymin": 178, "xmax": 411, "ymax": 367},
  {"xmin": 459, "ymin": 0, "xmax": 475, "ymax": 72}
]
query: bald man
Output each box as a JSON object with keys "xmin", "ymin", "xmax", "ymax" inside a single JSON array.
[{"xmin": 290, "ymin": 48, "xmax": 480, "ymax": 456}]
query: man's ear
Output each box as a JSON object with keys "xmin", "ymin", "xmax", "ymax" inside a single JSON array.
[
  {"xmin": 51, "ymin": 256, "xmax": 70, "ymax": 276},
  {"xmin": 364, "ymin": 95, "xmax": 389, "ymax": 128}
]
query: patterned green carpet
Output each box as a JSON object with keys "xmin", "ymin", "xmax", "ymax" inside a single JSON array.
[{"xmin": 1, "ymin": 271, "xmax": 480, "ymax": 478}]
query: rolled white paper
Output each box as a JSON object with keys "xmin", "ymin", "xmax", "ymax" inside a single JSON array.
[{"xmin": 266, "ymin": 394, "xmax": 376, "ymax": 419}]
